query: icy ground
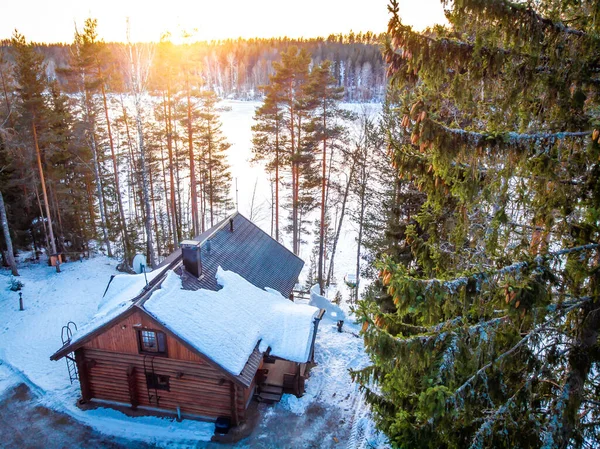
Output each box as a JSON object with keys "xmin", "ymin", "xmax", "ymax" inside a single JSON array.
[{"xmin": 0, "ymin": 256, "xmax": 388, "ymax": 448}]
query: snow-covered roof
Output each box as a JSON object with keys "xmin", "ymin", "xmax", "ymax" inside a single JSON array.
[
  {"xmin": 69, "ymin": 269, "xmax": 163, "ymax": 346},
  {"xmin": 144, "ymin": 267, "xmax": 320, "ymax": 376}
]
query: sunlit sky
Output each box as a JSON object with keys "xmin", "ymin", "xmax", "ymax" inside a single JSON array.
[{"xmin": 1, "ymin": 0, "xmax": 447, "ymax": 43}]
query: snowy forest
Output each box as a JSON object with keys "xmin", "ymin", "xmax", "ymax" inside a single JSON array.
[
  {"xmin": 0, "ymin": 22, "xmax": 385, "ymax": 273},
  {"xmin": 1, "ymin": 0, "xmax": 600, "ymax": 448}
]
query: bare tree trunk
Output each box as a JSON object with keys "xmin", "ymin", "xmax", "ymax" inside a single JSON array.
[
  {"xmin": 327, "ymin": 158, "xmax": 356, "ymax": 287},
  {"xmin": 32, "ymin": 121, "xmax": 60, "ymax": 272},
  {"xmin": 84, "ymin": 174, "xmax": 96, "ymax": 231},
  {"xmin": 0, "ymin": 58, "xmax": 13, "ymax": 128},
  {"xmin": 159, "ymin": 141, "xmax": 173, "ymax": 252},
  {"xmin": 33, "ymin": 184, "xmax": 49, "ymax": 250},
  {"xmin": 270, "ymin": 176, "xmax": 274, "ymax": 236},
  {"xmin": 275, "ymin": 113, "xmax": 280, "ymax": 241},
  {"xmin": 249, "ymin": 178, "xmax": 258, "ymax": 222},
  {"xmin": 49, "ymin": 183, "xmax": 64, "ymax": 249},
  {"xmin": 101, "ymin": 82, "xmax": 131, "ymax": 264},
  {"xmin": 318, "ymin": 104, "xmax": 327, "ymax": 294},
  {"xmin": 174, "ymin": 135, "xmax": 183, "ymax": 238},
  {"xmin": 0, "ymin": 190, "xmax": 18, "ymax": 275},
  {"xmin": 88, "ymin": 126, "xmax": 112, "ymax": 258},
  {"xmin": 163, "ymin": 91, "xmax": 178, "ymax": 247},
  {"xmin": 134, "ymin": 110, "xmax": 155, "ymax": 267},
  {"xmin": 290, "ymin": 98, "xmax": 298, "ymax": 255},
  {"xmin": 186, "ymin": 83, "xmax": 199, "ymax": 236},
  {"xmin": 208, "ymin": 126, "xmax": 214, "ymax": 227},
  {"xmin": 120, "ymin": 97, "xmax": 141, "ymax": 225},
  {"xmin": 127, "ymin": 38, "xmax": 156, "ymax": 268},
  {"xmin": 149, "ymin": 159, "xmax": 161, "ymax": 259},
  {"xmin": 355, "ymin": 176, "xmax": 367, "ymax": 303}
]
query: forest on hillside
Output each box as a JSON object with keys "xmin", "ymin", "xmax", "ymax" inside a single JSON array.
[{"xmin": 0, "ymin": 32, "xmax": 387, "ymax": 102}]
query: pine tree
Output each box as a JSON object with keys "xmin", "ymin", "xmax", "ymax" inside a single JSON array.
[
  {"xmin": 304, "ymin": 60, "xmax": 352, "ymax": 294},
  {"xmin": 352, "ymin": 1, "xmax": 600, "ymax": 448},
  {"xmin": 252, "ymin": 82, "xmax": 286, "ymax": 241},
  {"xmin": 273, "ymin": 46, "xmax": 312, "ymax": 255}
]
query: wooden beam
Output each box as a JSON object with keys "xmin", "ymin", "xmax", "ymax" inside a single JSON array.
[
  {"xmin": 127, "ymin": 365, "xmax": 138, "ymax": 409},
  {"xmin": 230, "ymin": 381, "xmax": 239, "ymax": 426},
  {"xmin": 75, "ymin": 349, "xmax": 92, "ymax": 403}
]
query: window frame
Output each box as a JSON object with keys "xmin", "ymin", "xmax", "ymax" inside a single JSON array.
[
  {"xmin": 145, "ymin": 372, "xmax": 170, "ymax": 391},
  {"xmin": 137, "ymin": 329, "xmax": 168, "ymax": 356}
]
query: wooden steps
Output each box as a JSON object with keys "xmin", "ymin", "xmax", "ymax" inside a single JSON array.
[{"xmin": 256, "ymin": 384, "xmax": 283, "ymax": 403}]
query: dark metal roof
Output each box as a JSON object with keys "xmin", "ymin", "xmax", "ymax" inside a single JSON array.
[{"xmin": 180, "ymin": 213, "xmax": 304, "ymax": 298}]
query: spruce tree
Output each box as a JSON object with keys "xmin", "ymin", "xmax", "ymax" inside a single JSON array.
[
  {"xmin": 11, "ymin": 32, "xmax": 60, "ymax": 269},
  {"xmin": 352, "ymin": 1, "xmax": 600, "ymax": 448}
]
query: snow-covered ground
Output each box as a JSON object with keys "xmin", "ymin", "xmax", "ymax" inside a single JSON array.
[{"xmin": 0, "ymin": 256, "xmax": 387, "ymax": 448}]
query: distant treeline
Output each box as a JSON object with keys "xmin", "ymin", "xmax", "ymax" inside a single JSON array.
[{"xmin": 0, "ymin": 32, "xmax": 387, "ymax": 102}]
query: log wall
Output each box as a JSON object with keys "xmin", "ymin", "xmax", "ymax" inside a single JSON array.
[{"xmin": 80, "ymin": 309, "xmax": 249, "ymax": 423}]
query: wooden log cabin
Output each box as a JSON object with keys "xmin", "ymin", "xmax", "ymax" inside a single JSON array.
[{"xmin": 51, "ymin": 213, "xmax": 325, "ymax": 427}]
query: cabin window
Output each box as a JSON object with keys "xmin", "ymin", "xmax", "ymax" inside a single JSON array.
[
  {"xmin": 138, "ymin": 330, "xmax": 167, "ymax": 354},
  {"xmin": 146, "ymin": 373, "xmax": 170, "ymax": 391}
]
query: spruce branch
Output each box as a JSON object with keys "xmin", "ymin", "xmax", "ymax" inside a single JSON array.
[{"xmin": 442, "ymin": 0, "xmax": 592, "ymax": 39}]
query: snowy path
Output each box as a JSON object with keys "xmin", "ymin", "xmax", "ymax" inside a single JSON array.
[{"xmin": 0, "ymin": 258, "xmax": 387, "ymax": 448}]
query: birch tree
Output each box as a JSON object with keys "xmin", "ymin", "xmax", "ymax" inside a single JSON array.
[{"xmin": 125, "ymin": 22, "xmax": 156, "ymax": 267}]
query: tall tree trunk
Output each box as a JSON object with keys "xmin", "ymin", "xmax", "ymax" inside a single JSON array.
[
  {"xmin": 0, "ymin": 62, "xmax": 13, "ymax": 128},
  {"xmin": 49, "ymin": 183, "xmax": 64, "ymax": 249},
  {"xmin": 275, "ymin": 115, "xmax": 280, "ymax": 241},
  {"xmin": 355, "ymin": 163, "xmax": 367, "ymax": 303},
  {"xmin": 318, "ymin": 103, "xmax": 327, "ymax": 294},
  {"xmin": 34, "ymin": 183, "xmax": 50, "ymax": 251},
  {"xmin": 88, "ymin": 126, "xmax": 112, "ymax": 258},
  {"xmin": 208, "ymin": 126, "xmax": 214, "ymax": 227},
  {"xmin": 32, "ymin": 121, "xmax": 60, "ymax": 272},
  {"xmin": 163, "ymin": 91, "xmax": 179, "ymax": 247},
  {"xmin": 174, "ymin": 136, "xmax": 183, "ymax": 239},
  {"xmin": 159, "ymin": 141, "xmax": 173, "ymax": 252},
  {"xmin": 149, "ymin": 159, "xmax": 161, "ymax": 259},
  {"xmin": 187, "ymin": 84, "xmax": 199, "ymax": 236},
  {"xmin": 290, "ymin": 95, "xmax": 298, "ymax": 255},
  {"xmin": 120, "ymin": 95, "xmax": 139, "ymax": 224},
  {"xmin": 84, "ymin": 173, "xmax": 96, "ymax": 230},
  {"xmin": 0, "ymin": 190, "xmax": 18, "ymax": 275},
  {"xmin": 126, "ymin": 40, "xmax": 155, "ymax": 267},
  {"xmin": 134, "ymin": 109, "xmax": 155, "ymax": 267},
  {"xmin": 327, "ymin": 158, "xmax": 356, "ymax": 287},
  {"xmin": 101, "ymin": 82, "xmax": 131, "ymax": 264}
]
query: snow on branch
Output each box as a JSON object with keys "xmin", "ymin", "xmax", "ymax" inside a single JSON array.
[
  {"xmin": 426, "ymin": 118, "xmax": 591, "ymax": 151},
  {"xmin": 387, "ymin": 244, "xmax": 598, "ymax": 297}
]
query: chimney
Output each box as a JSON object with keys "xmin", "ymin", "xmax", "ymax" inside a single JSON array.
[
  {"xmin": 229, "ymin": 218, "xmax": 234, "ymax": 232},
  {"xmin": 180, "ymin": 240, "xmax": 202, "ymax": 278}
]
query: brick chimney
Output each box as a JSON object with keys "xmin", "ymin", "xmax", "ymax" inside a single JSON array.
[{"xmin": 180, "ymin": 240, "xmax": 202, "ymax": 278}]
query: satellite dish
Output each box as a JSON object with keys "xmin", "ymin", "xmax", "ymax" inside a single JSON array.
[{"xmin": 132, "ymin": 254, "xmax": 147, "ymax": 274}]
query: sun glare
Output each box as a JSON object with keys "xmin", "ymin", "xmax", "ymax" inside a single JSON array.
[{"xmin": 1, "ymin": 0, "xmax": 446, "ymax": 43}]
